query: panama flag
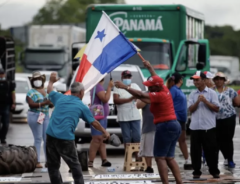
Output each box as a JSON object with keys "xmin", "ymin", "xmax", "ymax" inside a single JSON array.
[{"xmin": 75, "ymin": 11, "xmax": 137, "ymax": 92}]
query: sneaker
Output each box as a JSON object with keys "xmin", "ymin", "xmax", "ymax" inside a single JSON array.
[
  {"xmin": 193, "ymin": 175, "xmax": 200, "ymax": 179},
  {"xmin": 36, "ymin": 163, "xmax": 43, "ymax": 168},
  {"xmin": 145, "ymin": 166, "xmax": 154, "ymax": 173},
  {"xmin": 88, "ymin": 161, "xmax": 93, "ymax": 167},
  {"xmin": 213, "ymin": 174, "xmax": 220, "ymax": 179},
  {"xmin": 1, "ymin": 140, "xmax": 6, "ymax": 145},
  {"xmin": 224, "ymin": 159, "xmax": 228, "ymax": 166},
  {"xmin": 228, "ymin": 161, "xmax": 236, "ymax": 168},
  {"xmin": 101, "ymin": 160, "xmax": 111, "ymax": 167}
]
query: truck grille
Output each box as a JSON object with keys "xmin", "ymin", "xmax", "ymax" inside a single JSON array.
[
  {"xmin": 108, "ymin": 104, "xmax": 117, "ymax": 116},
  {"xmin": 12, "ymin": 109, "xmax": 23, "ymax": 114}
]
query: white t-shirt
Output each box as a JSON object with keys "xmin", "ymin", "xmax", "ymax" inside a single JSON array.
[{"xmin": 113, "ymin": 83, "xmax": 141, "ymax": 122}]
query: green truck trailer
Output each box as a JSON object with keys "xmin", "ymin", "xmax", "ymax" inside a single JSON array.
[{"xmin": 85, "ymin": 4, "xmax": 210, "ymax": 96}]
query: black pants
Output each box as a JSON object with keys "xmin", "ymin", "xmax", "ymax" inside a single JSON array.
[
  {"xmin": 46, "ymin": 134, "xmax": 84, "ymax": 184},
  {"xmin": 190, "ymin": 128, "xmax": 220, "ymax": 176},
  {"xmin": 0, "ymin": 105, "xmax": 10, "ymax": 142},
  {"xmin": 216, "ymin": 115, "xmax": 236, "ymax": 162}
]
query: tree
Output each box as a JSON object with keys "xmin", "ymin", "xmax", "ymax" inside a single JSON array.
[
  {"xmin": 32, "ymin": 0, "xmax": 125, "ymax": 25},
  {"xmin": 205, "ymin": 25, "xmax": 240, "ymax": 60}
]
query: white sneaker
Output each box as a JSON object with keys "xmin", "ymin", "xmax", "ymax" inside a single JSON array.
[
  {"xmin": 184, "ymin": 159, "xmax": 191, "ymax": 165},
  {"xmin": 224, "ymin": 159, "xmax": 228, "ymax": 166}
]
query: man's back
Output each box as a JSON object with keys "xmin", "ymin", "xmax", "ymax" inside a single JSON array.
[{"xmin": 47, "ymin": 91, "xmax": 95, "ymax": 140}]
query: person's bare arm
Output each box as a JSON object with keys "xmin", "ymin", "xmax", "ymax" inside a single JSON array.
[
  {"xmin": 143, "ymin": 60, "xmax": 157, "ymax": 76},
  {"xmin": 97, "ymin": 81, "xmax": 114, "ymax": 103},
  {"xmin": 47, "ymin": 72, "xmax": 59, "ymax": 94},
  {"xmin": 136, "ymin": 99, "xmax": 146, "ymax": 109},
  {"xmin": 91, "ymin": 120, "xmax": 110, "ymax": 139},
  {"xmin": 189, "ymin": 100, "xmax": 200, "ymax": 113},
  {"xmin": 233, "ymin": 96, "xmax": 239, "ymax": 107},
  {"xmin": 27, "ymin": 96, "xmax": 51, "ymax": 108}
]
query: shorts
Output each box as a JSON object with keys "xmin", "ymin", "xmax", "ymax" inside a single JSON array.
[
  {"xmin": 119, "ymin": 120, "xmax": 141, "ymax": 143},
  {"xmin": 178, "ymin": 120, "xmax": 186, "ymax": 130},
  {"xmin": 154, "ymin": 120, "xmax": 181, "ymax": 158},
  {"xmin": 90, "ymin": 118, "xmax": 107, "ymax": 136},
  {"xmin": 138, "ymin": 131, "xmax": 155, "ymax": 157}
]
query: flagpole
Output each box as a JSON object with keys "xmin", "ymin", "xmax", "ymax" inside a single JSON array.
[{"xmin": 137, "ymin": 52, "xmax": 145, "ymax": 61}]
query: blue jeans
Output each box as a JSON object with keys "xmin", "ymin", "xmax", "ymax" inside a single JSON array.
[
  {"xmin": 27, "ymin": 111, "xmax": 49, "ymax": 162},
  {"xmin": 0, "ymin": 105, "xmax": 10, "ymax": 142},
  {"xmin": 119, "ymin": 120, "xmax": 141, "ymax": 143},
  {"xmin": 154, "ymin": 120, "xmax": 181, "ymax": 157},
  {"xmin": 90, "ymin": 118, "xmax": 107, "ymax": 136}
]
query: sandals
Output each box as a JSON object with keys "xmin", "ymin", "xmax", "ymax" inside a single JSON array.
[
  {"xmin": 88, "ymin": 161, "xmax": 93, "ymax": 167},
  {"xmin": 88, "ymin": 160, "xmax": 112, "ymax": 167},
  {"xmin": 101, "ymin": 160, "xmax": 111, "ymax": 167},
  {"xmin": 36, "ymin": 163, "xmax": 43, "ymax": 168}
]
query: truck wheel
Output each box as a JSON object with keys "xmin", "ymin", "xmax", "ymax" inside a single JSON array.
[
  {"xmin": 77, "ymin": 150, "xmax": 88, "ymax": 171},
  {"xmin": 0, "ymin": 145, "xmax": 38, "ymax": 174}
]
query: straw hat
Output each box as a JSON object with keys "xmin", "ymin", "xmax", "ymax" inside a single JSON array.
[
  {"xmin": 28, "ymin": 71, "xmax": 46, "ymax": 83},
  {"xmin": 212, "ymin": 72, "xmax": 227, "ymax": 81}
]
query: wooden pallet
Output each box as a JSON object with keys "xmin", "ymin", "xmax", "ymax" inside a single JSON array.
[{"xmin": 123, "ymin": 143, "xmax": 147, "ymax": 172}]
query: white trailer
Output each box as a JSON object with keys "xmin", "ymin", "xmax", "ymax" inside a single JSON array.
[
  {"xmin": 28, "ymin": 25, "xmax": 86, "ymax": 59},
  {"xmin": 210, "ymin": 55, "xmax": 239, "ymax": 84}
]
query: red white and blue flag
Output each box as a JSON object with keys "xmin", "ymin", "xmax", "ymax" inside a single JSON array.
[{"xmin": 75, "ymin": 11, "xmax": 137, "ymax": 92}]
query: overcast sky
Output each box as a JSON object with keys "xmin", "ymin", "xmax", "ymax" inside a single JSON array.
[{"xmin": 0, "ymin": 0, "xmax": 239, "ymax": 30}]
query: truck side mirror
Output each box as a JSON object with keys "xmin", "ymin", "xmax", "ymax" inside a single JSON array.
[
  {"xmin": 196, "ymin": 62, "xmax": 205, "ymax": 70},
  {"xmin": 198, "ymin": 44, "xmax": 206, "ymax": 63},
  {"xmin": 19, "ymin": 52, "xmax": 23, "ymax": 65}
]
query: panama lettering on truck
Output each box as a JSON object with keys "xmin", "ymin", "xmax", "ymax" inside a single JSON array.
[{"xmin": 109, "ymin": 12, "xmax": 163, "ymax": 34}]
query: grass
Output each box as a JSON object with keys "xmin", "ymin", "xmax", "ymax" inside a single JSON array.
[{"xmin": 228, "ymin": 85, "xmax": 240, "ymax": 91}]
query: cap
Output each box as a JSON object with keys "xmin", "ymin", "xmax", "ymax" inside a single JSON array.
[
  {"xmin": 171, "ymin": 72, "xmax": 183, "ymax": 83},
  {"xmin": 190, "ymin": 71, "xmax": 206, "ymax": 80},
  {"xmin": 143, "ymin": 75, "xmax": 164, "ymax": 87},
  {"xmin": 212, "ymin": 72, "xmax": 227, "ymax": 81},
  {"xmin": 203, "ymin": 71, "xmax": 214, "ymax": 79},
  {"xmin": 121, "ymin": 70, "xmax": 132, "ymax": 77}
]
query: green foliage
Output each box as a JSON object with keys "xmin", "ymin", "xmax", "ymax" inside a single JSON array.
[
  {"xmin": 32, "ymin": 0, "xmax": 125, "ymax": 25},
  {"xmin": 205, "ymin": 25, "xmax": 240, "ymax": 60}
]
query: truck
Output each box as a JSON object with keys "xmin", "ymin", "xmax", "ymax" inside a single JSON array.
[
  {"xmin": 210, "ymin": 55, "xmax": 240, "ymax": 84},
  {"xmin": 84, "ymin": 4, "xmax": 210, "ymax": 96},
  {"xmin": 20, "ymin": 25, "xmax": 86, "ymax": 87},
  {"xmin": 0, "ymin": 36, "xmax": 16, "ymax": 122}
]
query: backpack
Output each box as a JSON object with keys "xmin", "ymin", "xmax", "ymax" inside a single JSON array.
[{"xmin": 89, "ymin": 86, "xmax": 105, "ymax": 120}]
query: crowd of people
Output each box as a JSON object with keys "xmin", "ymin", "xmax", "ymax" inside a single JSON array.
[{"xmin": 0, "ymin": 59, "xmax": 240, "ymax": 184}]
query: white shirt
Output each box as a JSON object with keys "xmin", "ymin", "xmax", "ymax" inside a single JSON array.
[
  {"xmin": 113, "ymin": 83, "xmax": 141, "ymax": 122},
  {"xmin": 188, "ymin": 87, "xmax": 219, "ymax": 130}
]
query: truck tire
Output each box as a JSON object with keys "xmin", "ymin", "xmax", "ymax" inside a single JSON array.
[
  {"xmin": 77, "ymin": 150, "xmax": 88, "ymax": 171},
  {"xmin": 0, "ymin": 145, "xmax": 38, "ymax": 174}
]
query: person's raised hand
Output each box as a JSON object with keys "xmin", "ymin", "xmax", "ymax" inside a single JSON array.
[
  {"xmin": 108, "ymin": 80, "xmax": 114, "ymax": 88},
  {"xmin": 143, "ymin": 60, "xmax": 152, "ymax": 69},
  {"xmin": 50, "ymin": 72, "xmax": 60, "ymax": 83}
]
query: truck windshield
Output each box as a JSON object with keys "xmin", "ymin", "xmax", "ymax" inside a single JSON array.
[
  {"xmin": 24, "ymin": 50, "xmax": 66, "ymax": 65},
  {"xmin": 125, "ymin": 42, "xmax": 172, "ymax": 70}
]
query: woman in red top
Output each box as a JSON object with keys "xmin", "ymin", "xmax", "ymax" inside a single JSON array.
[{"xmin": 115, "ymin": 61, "xmax": 182, "ymax": 184}]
